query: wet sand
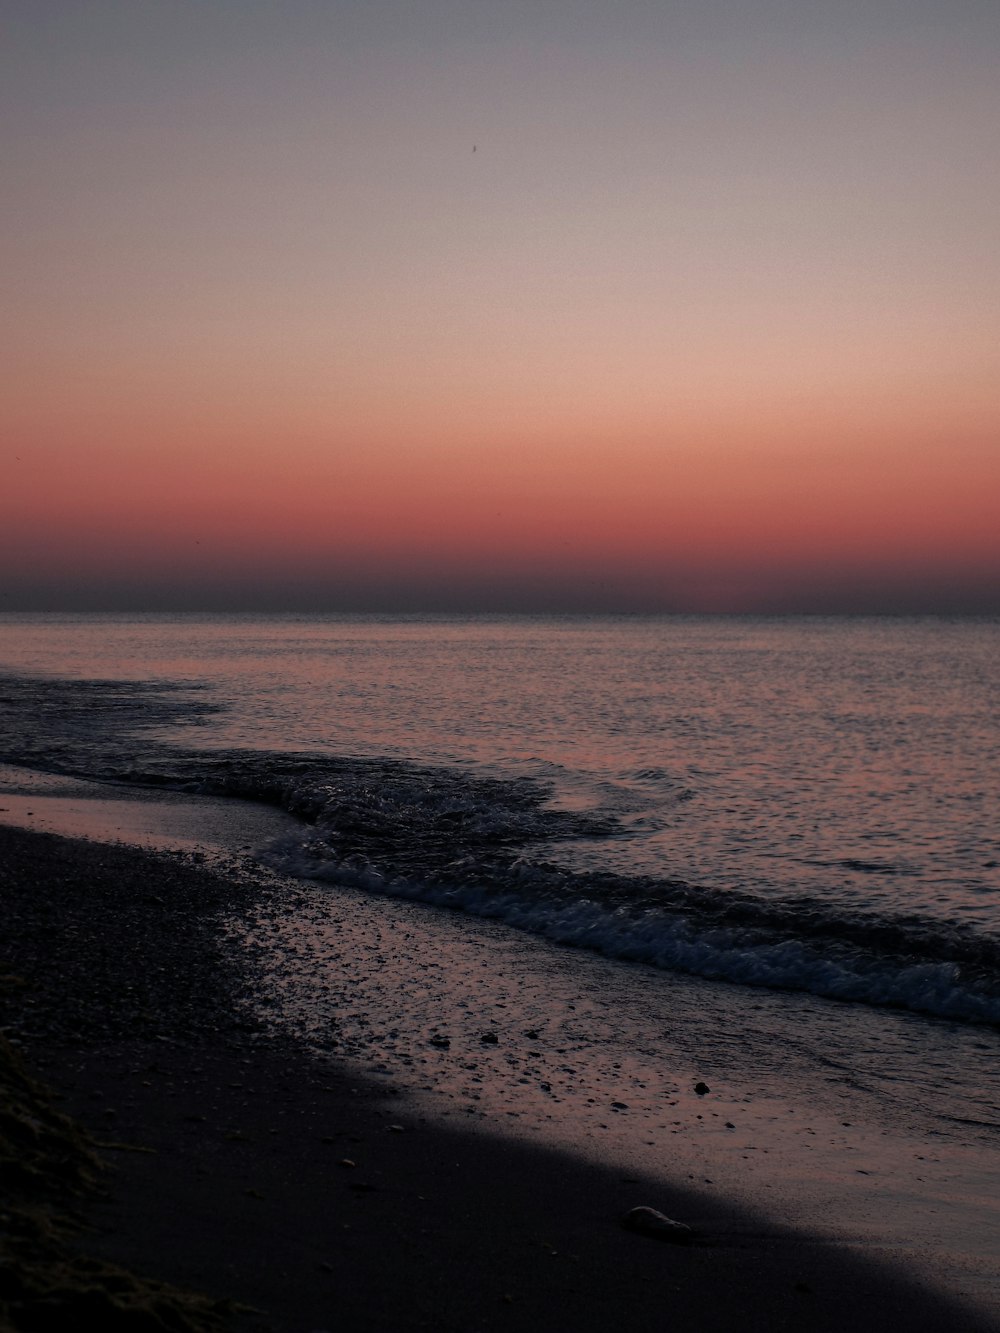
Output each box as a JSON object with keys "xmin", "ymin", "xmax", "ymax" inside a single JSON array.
[
  {"xmin": 0, "ymin": 762, "xmax": 298, "ymax": 855},
  {"xmin": 1, "ymin": 800, "xmax": 998, "ymax": 1330}
]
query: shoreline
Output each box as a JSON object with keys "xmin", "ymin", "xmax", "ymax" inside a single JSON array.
[{"xmin": 2, "ymin": 820, "xmax": 997, "ymax": 1330}]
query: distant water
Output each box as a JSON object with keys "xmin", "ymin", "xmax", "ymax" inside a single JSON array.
[{"xmin": 1, "ymin": 612, "xmax": 998, "ymax": 1024}]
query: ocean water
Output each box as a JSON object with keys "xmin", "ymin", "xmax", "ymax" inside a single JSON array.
[{"xmin": 1, "ymin": 612, "xmax": 997, "ymax": 1028}]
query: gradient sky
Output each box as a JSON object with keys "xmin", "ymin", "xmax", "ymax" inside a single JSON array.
[{"xmin": 3, "ymin": 0, "xmax": 998, "ymax": 612}]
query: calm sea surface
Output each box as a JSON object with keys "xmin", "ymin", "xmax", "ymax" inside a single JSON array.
[{"xmin": 1, "ymin": 613, "xmax": 998, "ymax": 1025}]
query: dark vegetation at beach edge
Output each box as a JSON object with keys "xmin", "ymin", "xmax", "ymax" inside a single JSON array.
[
  {"xmin": 1, "ymin": 822, "xmax": 996, "ymax": 1333},
  {"xmin": 0, "ymin": 827, "xmax": 264, "ymax": 1331},
  {"xmin": 0, "ymin": 1031, "xmax": 237, "ymax": 1332}
]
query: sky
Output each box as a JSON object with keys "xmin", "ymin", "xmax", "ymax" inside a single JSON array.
[{"xmin": 2, "ymin": 0, "xmax": 998, "ymax": 613}]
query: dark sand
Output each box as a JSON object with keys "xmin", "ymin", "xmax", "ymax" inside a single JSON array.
[{"xmin": 1, "ymin": 822, "xmax": 996, "ymax": 1332}]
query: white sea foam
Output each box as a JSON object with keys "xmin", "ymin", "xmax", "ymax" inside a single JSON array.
[{"xmin": 260, "ymin": 830, "xmax": 1000, "ymax": 1027}]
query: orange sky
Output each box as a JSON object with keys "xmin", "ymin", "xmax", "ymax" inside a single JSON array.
[{"xmin": 3, "ymin": 2, "xmax": 998, "ymax": 612}]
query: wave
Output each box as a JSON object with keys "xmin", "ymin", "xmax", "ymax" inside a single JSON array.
[
  {"xmin": 253, "ymin": 838, "xmax": 1000, "ymax": 1029},
  {"xmin": 140, "ymin": 754, "xmax": 1000, "ymax": 1028},
  {"xmin": 3, "ymin": 670, "xmax": 999, "ymax": 1027}
]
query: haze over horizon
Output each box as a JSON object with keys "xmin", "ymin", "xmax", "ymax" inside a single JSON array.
[{"xmin": 3, "ymin": 1, "xmax": 998, "ymax": 614}]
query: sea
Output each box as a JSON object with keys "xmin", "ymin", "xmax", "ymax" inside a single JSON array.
[
  {"xmin": 2, "ymin": 613, "xmax": 997, "ymax": 1019},
  {"xmin": 2, "ymin": 611, "xmax": 1000, "ymax": 1290}
]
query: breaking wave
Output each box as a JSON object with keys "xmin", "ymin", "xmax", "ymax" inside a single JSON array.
[
  {"xmin": 248, "ymin": 789, "xmax": 1000, "ymax": 1028},
  {"xmin": 3, "ymin": 670, "xmax": 1000, "ymax": 1027}
]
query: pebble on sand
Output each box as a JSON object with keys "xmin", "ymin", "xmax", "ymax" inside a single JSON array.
[{"xmin": 621, "ymin": 1206, "xmax": 694, "ymax": 1245}]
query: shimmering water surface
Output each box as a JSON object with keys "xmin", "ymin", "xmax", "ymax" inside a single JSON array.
[{"xmin": 1, "ymin": 613, "xmax": 998, "ymax": 1022}]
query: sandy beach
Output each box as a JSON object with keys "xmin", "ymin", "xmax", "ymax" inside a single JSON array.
[{"xmin": 1, "ymin": 798, "xmax": 997, "ymax": 1332}]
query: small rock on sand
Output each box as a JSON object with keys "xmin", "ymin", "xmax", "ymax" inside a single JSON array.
[{"xmin": 621, "ymin": 1206, "xmax": 694, "ymax": 1245}]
